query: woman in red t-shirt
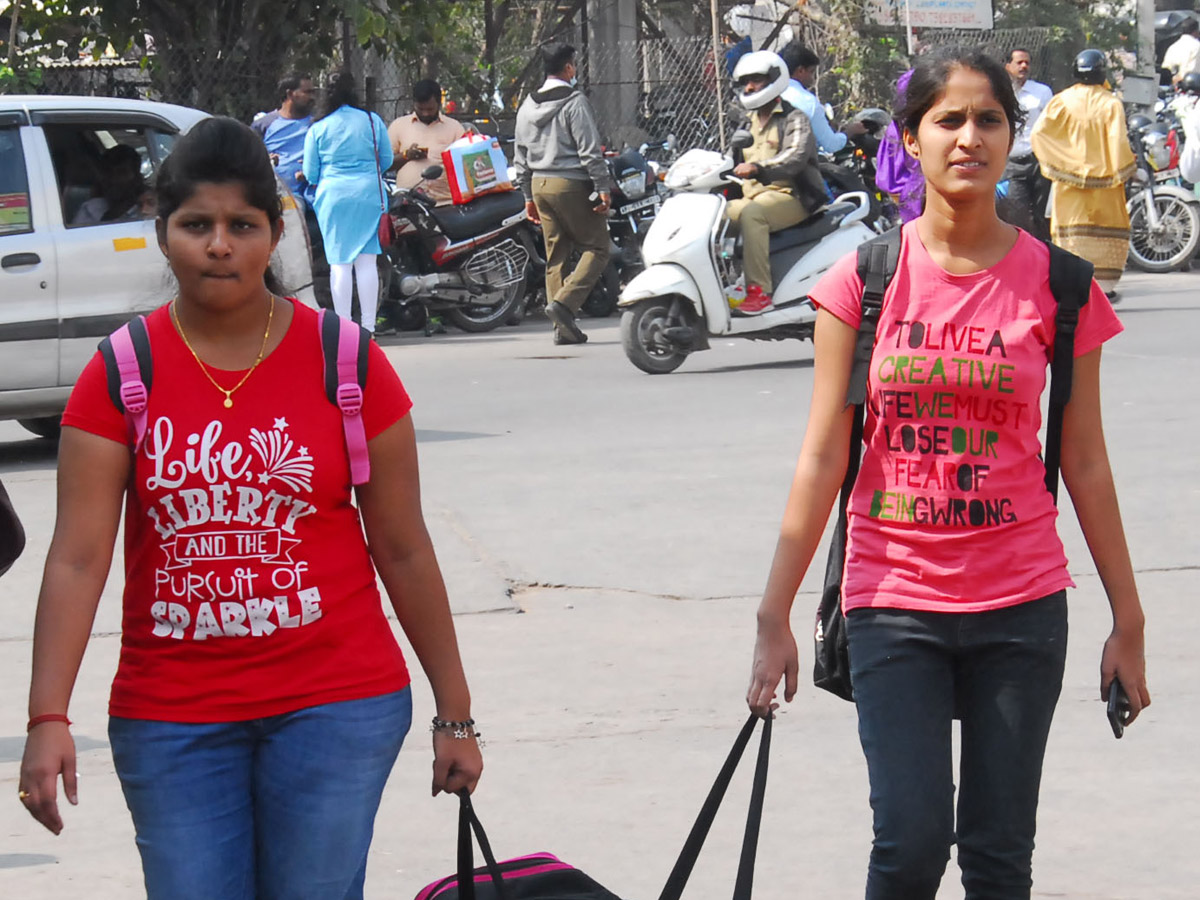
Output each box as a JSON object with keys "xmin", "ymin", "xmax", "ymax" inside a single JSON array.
[
  {"xmin": 18, "ymin": 117, "xmax": 482, "ymax": 900},
  {"xmin": 746, "ymin": 49, "xmax": 1150, "ymax": 898}
]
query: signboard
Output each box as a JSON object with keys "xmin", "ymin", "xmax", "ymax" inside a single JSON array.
[
  {"xmin": 0, "ymin": 192, "xmax": 31, "ymax": 235},
  {"xmin": 867, "ymin": 0, "xmax": 995, "ymax": 30}
]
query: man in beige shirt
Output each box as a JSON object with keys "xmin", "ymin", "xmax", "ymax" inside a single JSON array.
[{"xmin": 388, "ymin": 79, "xmax": 466, "ymax": 205}]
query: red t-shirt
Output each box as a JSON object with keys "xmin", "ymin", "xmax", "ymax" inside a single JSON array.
[
  {"xmin": 63, "ymin": 300, "xmax": 413, "ymax": 721},
  {"xmin": 810, "ymin": 223, "xmax": 1123, "ymax": 613}
]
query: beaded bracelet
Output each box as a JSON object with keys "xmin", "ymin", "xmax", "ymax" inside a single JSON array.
[{"xmin": 430, "ymin": 717, "xmax": 480, "ymax": 739}]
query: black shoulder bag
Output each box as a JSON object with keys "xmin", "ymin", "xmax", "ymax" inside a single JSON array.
[
  {"xmin": 426, "ymin": 714, "xmax": 772, "ymax": 900},
  {"xmin": 812, "ymin": 232, "xmax": 1092, "ymax": 701}
]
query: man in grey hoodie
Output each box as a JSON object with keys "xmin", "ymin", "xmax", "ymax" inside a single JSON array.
[{"xmin": 514, "ymin": 44, "xmax": 613, "ymax": 345}]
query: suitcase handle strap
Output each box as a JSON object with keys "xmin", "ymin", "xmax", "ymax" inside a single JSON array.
[
  {"xmin": 457, "ymin": 790, "xmax": 513, "ymax": 900},
  {"xmin": 658, "ymin": 713, "xmax": 772, "ymax": 900}
]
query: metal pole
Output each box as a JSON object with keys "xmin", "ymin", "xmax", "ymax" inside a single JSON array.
[
  {"xmin": 1136, "ymin": 0, "xmax": 1155, "ymax": 82},
  {"xmin": 711, "ymin": 0, "xmax": 727, "ymax": 152},
  {"xmin": 905, "ymin": 0, "xmax": 915, "ymax": 57}
]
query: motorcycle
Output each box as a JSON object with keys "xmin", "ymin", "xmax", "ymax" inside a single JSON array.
[
  {"xmin": 617, "ymin": 132, "xmax": 874, "ymax": 374},
  {"xmin": 379, "ymin": 165, "xmax": 537, "ymax": 333},
  {"xmin": 825, "ymin": 108, "xmax": 900, "ymax": 234},
  {"xmin": 605, "ymin": 137, "xmax": 674, "ymax": 281},
  {"xmin": 1125, "ymin": 113, "xmax": 1200, "ymax": 273}
]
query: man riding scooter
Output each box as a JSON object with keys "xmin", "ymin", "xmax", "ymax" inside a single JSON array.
[{"xmin": 728, "ymin": 50, "xmax": 829, "ymax": 314}]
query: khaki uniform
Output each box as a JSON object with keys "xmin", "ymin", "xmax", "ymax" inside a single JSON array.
[
  {"xmin": 532, "ymin": 176, "xmax": 611, "ymax": 314},
  {"xmin": 726, "ymin": 101, "xmax": 818, "ymax": 293}
]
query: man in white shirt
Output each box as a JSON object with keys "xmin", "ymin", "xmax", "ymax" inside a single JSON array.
[
  {"xmin": 1163, "ymin": 17, "xmax": 1200, "ymax": 84},
  {"xmin": 1004, "ymin": 48, "xmax": 1055, "ymax": 239}
]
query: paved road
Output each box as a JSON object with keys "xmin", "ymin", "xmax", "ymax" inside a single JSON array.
[{"xmin": 2, "ymin": 268, "xmax": 1198, "ymax": 898}]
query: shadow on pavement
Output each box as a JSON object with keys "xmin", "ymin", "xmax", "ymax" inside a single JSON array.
[
  {"xmin": 0, "ymin": 854, "xmax": 59, "ymax": 870},
  {"xmin": 681, "ymin": 357, "xmax": 814, "ymax": 375},
  {"xmin": 0, "ymin": 438, "xmax": 58, "ymax": 472}
]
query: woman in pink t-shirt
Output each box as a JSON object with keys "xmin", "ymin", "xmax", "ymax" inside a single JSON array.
[
  {"xmin": 18, "ymin": 118, "xmax": 482, "ymax": 900},
  {"xmin": 746, "ymin": 48, "xmax": 1150, "ymax": 899}
]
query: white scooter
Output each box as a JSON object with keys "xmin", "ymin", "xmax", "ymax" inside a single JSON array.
[{"xmin": 617, "ymin": 134, "xmax": 874, "ymax": 374}]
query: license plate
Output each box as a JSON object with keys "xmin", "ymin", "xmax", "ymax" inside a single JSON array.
[
  {"xmin": 1154, "ymin": 167, "xmax": 1180, "ymax": 182},
  {"xmin": 618, "ymin": 195, "xmax": 659, "ymax": 216}
]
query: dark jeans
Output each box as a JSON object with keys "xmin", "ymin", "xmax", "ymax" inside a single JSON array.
[
  {"xmin": 846, "ymin": 593, "xmax": 1068, "ymax": 900},
  {"xmin": 1001, "ymin": 155, "xmax": 1051, "ymax": 241}
]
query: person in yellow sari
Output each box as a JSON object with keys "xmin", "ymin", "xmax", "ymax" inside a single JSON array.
[{"xmin": 1031, "ymin": 49, "xmax": 1135, "ymax": 295}]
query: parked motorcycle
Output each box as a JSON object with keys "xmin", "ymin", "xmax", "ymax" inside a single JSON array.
[
  {"xmin": 1126, "ymin": 113, "xmax": 1200, "ymax": 273},
  {"xmin": 379, "ymin": 166, "xmax": 536, "ymax": 333},
  {"xmin": 605, "ymin": 137, "xmax": 674, "ymax": 280},
  {"xmin": 825, "ymin": 108, "xmax": 900, "ymax": 233},
  {"xmin": 617, "ymin": 133, "xmax": 874, "ymax": 374}
]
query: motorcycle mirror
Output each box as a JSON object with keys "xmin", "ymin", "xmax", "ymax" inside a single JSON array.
[
  {"xmin": 730, "ymin": 130, "xmax": 753, "ymax": 150},
  {"xmin": 421, "ymin": 164, "xmax": 444, "ymax": 181}
]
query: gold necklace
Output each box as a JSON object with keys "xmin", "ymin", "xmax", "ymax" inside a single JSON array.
[{"xmin": 171, "ymin": 295, "xmax": 276, "ymax": 409}]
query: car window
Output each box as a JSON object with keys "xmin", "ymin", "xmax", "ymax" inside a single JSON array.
[
  {"xmin": 42, "ymin": 124, "xmax": 167, "ymax": 228},
  {"xmin": 0, "ymin": 127, "xmax": 33, "ymax": 236}
]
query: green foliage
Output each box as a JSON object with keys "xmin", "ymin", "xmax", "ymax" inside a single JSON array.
[
  {"xmin": 1, "ymin": 0, "xmax": 98, "ymax": 94},
  {"xmin": 806, "ymin": 0, "xmax": 1138, "ymax": 119}
]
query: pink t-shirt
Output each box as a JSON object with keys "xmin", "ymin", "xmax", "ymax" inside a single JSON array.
[{"xmin": 810, "ymin": 223, "xmax": 1123, "ymax": 613}]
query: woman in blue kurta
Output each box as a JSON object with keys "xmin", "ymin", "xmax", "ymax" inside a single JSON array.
[{"xmin": 303, "ymin": 71, "xmax": 394, "ymax": 333}]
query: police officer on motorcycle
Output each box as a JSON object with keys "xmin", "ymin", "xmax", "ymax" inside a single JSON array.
[{"xmin": 728, "ymin": 51, "xmax": 829, "ymax": 314}]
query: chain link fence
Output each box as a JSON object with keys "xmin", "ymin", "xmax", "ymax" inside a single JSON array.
[
  {"xmin": 24, "ymin": 22, "xmax": 1083, "ymax": 141},
  {"xmin": 581, "ymin": 35, "xmax": 735, "ymax": 154}
]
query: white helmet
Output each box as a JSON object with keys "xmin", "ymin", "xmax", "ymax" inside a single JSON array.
[{"xmin": 732, "ymin": 50, "xmax": 790, "ymax": 110}]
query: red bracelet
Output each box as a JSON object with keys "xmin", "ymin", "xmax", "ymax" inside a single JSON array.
[{"xmin": 27, "ymin": 713, "xmax": 71, "ymax": 732}]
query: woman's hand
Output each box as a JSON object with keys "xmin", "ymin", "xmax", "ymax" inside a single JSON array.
[
  {"xmin": 1101, "ymin": 624, "xmax": 1151, "ymax": 725},
  {"xmin": 431, "ymin": 731, "xmax": 483, "ymax": 797},
  {"xmin": 747, "ymin": 616, "xmax": 799, "ymax": 718},
  {"xmin": 18, "ymin": 722, "xmax": 78, "ymax": 835}
]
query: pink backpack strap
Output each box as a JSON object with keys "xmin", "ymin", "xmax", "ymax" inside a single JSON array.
[
  {"xmin": 319, "ymin": 309, "xmax": 371, "ymax": 485},
  {"xmin": 99, "ymin": 316, "xmax": 152, "ymax": 452}
]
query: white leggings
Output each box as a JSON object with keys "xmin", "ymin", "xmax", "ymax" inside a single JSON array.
[{"xmin": 329, "ymin": 254, "xmax": 379, "ymax": 332}]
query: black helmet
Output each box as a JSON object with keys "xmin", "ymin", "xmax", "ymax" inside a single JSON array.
[
  {"xmin": 1181, "ymin": 72, "xmax": 1200, "ymax": 95},
  {"xmin": 1127, "ymin": 113, "xmax": 1153, "ymax": 132},
  {"xmin": 1073, "ymin": 49, "xmax": 1107, "ymax": 85}
]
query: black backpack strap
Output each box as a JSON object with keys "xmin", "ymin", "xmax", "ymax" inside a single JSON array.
[
  {"xmin": 319, "ymin": 307, "xmax": 370, "ymax": 402},
  {"xmin": 1042, "ymin": 241, "xmax": 1093, "ymax": 502},
  {"xmin": 99, "ymin": 314, "xmax": 153, "ymax": 413},
  {"xmin": 847, "ymin": 227, "xmax": 901, "ymax": 407}
]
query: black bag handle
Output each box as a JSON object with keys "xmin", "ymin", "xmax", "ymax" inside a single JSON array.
[
  {"xmin": 456, "ymin": 791, "xmax": 513, "ymax": 900},
  {"xmin": 658, "ymin": 713, "xmax": 773, "ymax": 900}
]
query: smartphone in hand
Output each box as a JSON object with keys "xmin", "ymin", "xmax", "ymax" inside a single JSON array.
[{"xmin": 1107, "ymin": 678, "xmax": 1131, "ymax": 739}]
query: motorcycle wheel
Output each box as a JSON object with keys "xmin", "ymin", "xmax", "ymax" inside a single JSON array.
[
  {"xmin": 445, "ymin": 276, "xmax": 527, "ymax": 333},
  {"xmin": 620, "ymin": 298, "xmax": 690, "ymax": 374},
  {"xmin": 1127, "ymin": 188, "xmax": 1200, "ymax": 273},
  {"xmin": 385, "ymin": 300, "xmax": 427, "ymax": 332},
  {"xmin": 581, "ymin": 260, "xmax": 621, "ymax": 318}
]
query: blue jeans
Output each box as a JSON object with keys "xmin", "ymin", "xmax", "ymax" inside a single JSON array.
[
  {"xmin": 846, "ymin": 593, "xmax": 1067, "ymax": 900},
  {"xmin": 109, "ymin": 688, "xmax": 412, "ymax": 900}
]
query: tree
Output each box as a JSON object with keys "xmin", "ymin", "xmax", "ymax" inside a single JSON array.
[
  {"xmin": 1, "ymin": 0, "xmax": 96, "ymax": 93},
  {"xmin": 791, "ymin": 0, "xmax": 1136, "ymax": 120}
]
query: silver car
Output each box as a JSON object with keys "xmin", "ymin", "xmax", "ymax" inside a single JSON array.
[{"xmin": 0, "ymin": 95, "xmax": 316, "ymax": 439}]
